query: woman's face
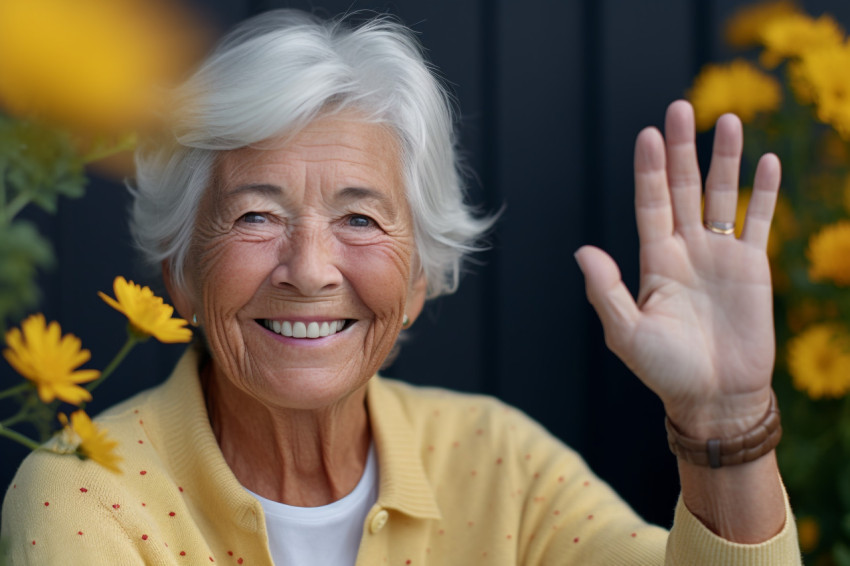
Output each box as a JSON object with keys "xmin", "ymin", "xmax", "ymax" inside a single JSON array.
[{"xmin": 171, "ymin": 113, "xmax": 427, "ymax": 411}]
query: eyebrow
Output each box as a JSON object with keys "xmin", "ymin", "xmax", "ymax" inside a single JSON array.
[
  {"xmin": 223, "ymin": 184, "xmax": 398, "ymax": 218},
  {"xmin": 334, "ymin": 186, "xmax": 396, "ymax": 218},
  {"xmin": 223, "ymin": 183, "xmax": 282, "ymax": 199}
]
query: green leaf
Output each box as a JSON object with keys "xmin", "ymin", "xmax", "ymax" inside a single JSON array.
[
  {"xmin": 835, "ymin": 542, "xmax": 850, "ymax": 566},
  {"xmin": 0, "ymin": 117, "xmax": 87, "ymax": 218},
  {"xmin": 0, "ymin": 221, "xmax": 54, "ymax": 329}
]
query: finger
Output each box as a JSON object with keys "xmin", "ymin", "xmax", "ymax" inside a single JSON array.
[
  {"xmin": 574, "ymin": 245, "xmax": 640, "ymax": 354},
  {"xmin": 664, "ymin": 100, "xmax": 703, "ymax": 232},
  {"xmin": 740, "ymin": 153, "xmax": 781, "ymax": 248},
  {"xmin": 635, "ymin": 126, "xmax": 674, "ymax": 244},
  {"xmin": 703, "ymin": 114, "xmax": 742, "ymax": 231}
]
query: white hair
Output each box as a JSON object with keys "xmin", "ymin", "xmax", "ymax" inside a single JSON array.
[{"xmin": 130, "ymin": 9, "xmax": 493, "ymax": 298}]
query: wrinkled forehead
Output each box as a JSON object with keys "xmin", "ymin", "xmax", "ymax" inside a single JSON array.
[{"xmin": 216, "ymin": 112, "xmax": 401, "ymax": 185}]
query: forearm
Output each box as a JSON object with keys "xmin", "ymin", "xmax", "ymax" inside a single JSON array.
[{"xmin": 678, "ymin": 451, "xmax": 785, "ymax": 543}]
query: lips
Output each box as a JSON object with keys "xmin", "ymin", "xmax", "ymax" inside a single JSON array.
[{"xmin": 260, "ymin": 319, "xmax": 349, "ymax": 339}]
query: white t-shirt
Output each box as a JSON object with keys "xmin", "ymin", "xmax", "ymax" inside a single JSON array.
[{"xmin": 246, "ymin": 443, "xmax": 378, "ymax": 566}]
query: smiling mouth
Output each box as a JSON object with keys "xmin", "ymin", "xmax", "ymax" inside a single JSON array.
[{"xmin": 260, "ymin": 319, "xmax": 351, "ymax": 339}]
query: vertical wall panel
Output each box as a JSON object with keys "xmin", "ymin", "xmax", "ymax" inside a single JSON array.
[
  {"xmin": 491, "ymin": 0, "xmax": 589, "ymax": 452},
  {"xmin": 589, "ymin": 0, "xmax": 697, "ymax": 525}
]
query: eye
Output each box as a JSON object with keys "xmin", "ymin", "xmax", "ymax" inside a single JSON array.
[
  {"xmin": 239, "ymin": 212, "xmax": 267, "ymax": 224},
  {"xmin": 346, "ymin": 214, "xmax": 375, "ymax": 228}
]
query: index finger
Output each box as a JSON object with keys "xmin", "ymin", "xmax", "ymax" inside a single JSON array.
[{"xmin": 634, "ymin": 125, "xmax": 673, "ymax": 244}]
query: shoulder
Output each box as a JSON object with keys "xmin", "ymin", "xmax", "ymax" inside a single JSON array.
[{"xmin": 1, "ymin": 442, "xmax": 142, "ymax": 563}]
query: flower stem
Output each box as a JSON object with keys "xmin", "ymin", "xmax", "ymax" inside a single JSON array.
[
  {"xmin": 0, "ymin": 423, "xmax": 42, "ymax": 451},
  {"xmin": 0, "ymin": 382, "xmax": 31, "ymax": 401},
  {"xmin": 1, "ymin": 409, "xmax": 31, "ymax": 428},
  {"xmin": 86, "ymin": 335, "xmax": 138, "ymax": 393},
  {"xmin": 1, "ymin": 395, "xmax": 37, "ymax": 427}
]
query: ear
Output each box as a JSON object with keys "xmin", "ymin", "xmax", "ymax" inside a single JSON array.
[
  {"xmin": 404, "ymin": 271, "xmax": 428, "ymax": 326},
  {"xmin": 162, "ymin": 260, "xmax": 195, "ymax": 323}
]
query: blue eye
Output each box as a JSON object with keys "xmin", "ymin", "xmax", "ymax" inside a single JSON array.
[
  {"xmin": 240, "ymin": 212, "xmax": 266, "ymax": 224},
  {"xmin": 347, "ymin": 215, "xmax": 374, "ymax": 228}
]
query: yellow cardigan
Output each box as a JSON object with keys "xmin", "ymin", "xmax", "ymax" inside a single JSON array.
[{"xmin": 2, "ymin": 348, "xmax": 801, "ymax": 565}]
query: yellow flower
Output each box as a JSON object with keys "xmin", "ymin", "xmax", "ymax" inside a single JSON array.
[
  {"xmin": 0, "ymin": 0, "xmax": 205, "ymax": 133},
  {"xmin": 2, "ymin": 314, "xmax": 99, "ymax": 405},
  {"xmin": 797, "ymin": 516, "xmax": 820, "ymax": 553},
  {"xmin": 787, "ymin": 323, "xmax": 850, "ymax": 399},
  {"xmin": 724, "ymin": 0, "xmax": 801, "ymax": 48},
  {"xmin": 688, "ymin": 59, "xmax": 782, "ymax": 132},
  {"xmin": 99, "ymin": 277, "xmax": 192, "ymax": 343},
  {"xmin": 759, "ymin": 13, "xmax": 844, "ymax": 68},
  {"xmin": 794, "ymin": 41, "xmax": 850, "ymax": 138},
  {"xmin": 787, "ymin": 60, "xmax": 815, "ymax": 105},
  {"xmin": 58, "ymin": 411, "xmax": 122, "ymax": 474},
  {"xmin": 807, "ymin": 221, "xmax": 850, "ymax": 285}
]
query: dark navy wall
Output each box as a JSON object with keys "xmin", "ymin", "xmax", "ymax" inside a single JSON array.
[{"xmin": 4, "ymin": 0, "xmax": 850, "ymax": 530}]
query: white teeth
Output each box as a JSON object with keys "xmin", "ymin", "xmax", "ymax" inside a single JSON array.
[
  {"xmin": 307, "ymin": 322, "xmax": 320, "ymax": 338},
  {"xmin": 264, "ymin": 319, "xmax": 347, "ymax": 339}
]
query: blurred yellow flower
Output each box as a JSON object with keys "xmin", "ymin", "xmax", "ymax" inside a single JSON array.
[
  {"xmin": 794, "ymin": 41, "xmax": 850, "ymax": 138},
  {"xmin": 797, "ymin": 516, "xmax": 820, "ymax": 553},
  {"xmin": 759, "ymin": 13, "xmax": 844, "ymax": 68},
  {"xmin": 807, "ymin": 221, "xmax": 850, "ymax": 285},
  {"xmin": 725, "ymin": 0, "xmax": 801, "ymax": 48},
  {"xmin": 787, "ymin": 323, "xmax": 850, "ymax": 399},
  {"xmin": 2, "ymin": 314, "xmax": 99, "ymax": 405},
  {"xmin": 98, "ymin": 277, "xmax": 192, "ymax": 343},
  {"xmin": 688, "ymin": 59, "xmax": 782, "ymax": 132},
  {"xmin": 58, "ymin": 410, "xmax": 122, "ymax": 474},
  {"xmin": 787, "ymin": 60, "xmax": 815, "ymax": 105},
  {"xmin": 0, "ymin": 0, "xmax": 205, "ymax": 133}
]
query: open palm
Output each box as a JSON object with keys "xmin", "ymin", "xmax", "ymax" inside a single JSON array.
[{"xmin": 576, "ymin": 101, "xmax": 780, "ymax": 437}]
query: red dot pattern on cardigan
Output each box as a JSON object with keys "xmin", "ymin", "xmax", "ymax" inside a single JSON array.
[
  {"xmin": 14, "ymin": 395, "xmax": 659, "ymax": 564},
  {"xmin": 20, "ymin": 407, "xmax": 240, "ymax": 564},
  {"xmin": 411, "ymin": 402, "xmax": 647, "ymax": 561}
]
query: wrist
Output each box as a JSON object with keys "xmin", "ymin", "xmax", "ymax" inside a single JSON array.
[
  {"xmin": 663, "ymin": 388, "xmax": 773, "ymax": 439},
  {"xmin": 665, "ymin": 389, "xmax": 780, "ymax": 469}
]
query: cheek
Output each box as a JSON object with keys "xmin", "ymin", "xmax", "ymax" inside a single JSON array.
[
  {"xmin": 194, "ymin": 237, "xmax": 279, "ymax": 317},
  {"xmin": 343, "ymin": 241, "xmax": 414, "ymax": 316}
]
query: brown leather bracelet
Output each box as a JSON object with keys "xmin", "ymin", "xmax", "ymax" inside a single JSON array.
[{"xmin": 665, "ymin": 390, "xmax": 781, "ymax": 469}]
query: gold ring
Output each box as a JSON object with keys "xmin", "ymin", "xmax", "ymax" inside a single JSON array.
[{"xmin": 703, "ymin": 220, "xmax": 735, "ymax": 235}]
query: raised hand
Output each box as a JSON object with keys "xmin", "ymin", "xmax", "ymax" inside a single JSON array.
[{"xmin": 575, "ymin": 100, "xmax": 781, "ymax": 440}]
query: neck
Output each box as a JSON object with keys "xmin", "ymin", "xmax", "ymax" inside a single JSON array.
[{"xmin": 203, "ymin": 363, "xmax": 372, "ymax": 507}]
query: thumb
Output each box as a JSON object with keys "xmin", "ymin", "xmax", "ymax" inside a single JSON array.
[{"xmin": 574, "ymin": 245, "xmax": 640, "ymax": 354}]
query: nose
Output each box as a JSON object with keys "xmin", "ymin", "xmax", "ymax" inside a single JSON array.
[{"xmin": 271, "ymin": 225, "xmax": 343, "ymax": 295}]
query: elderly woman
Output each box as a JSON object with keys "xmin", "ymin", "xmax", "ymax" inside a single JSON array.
[{"xmin": 2, "ymin": 9, "xmax": 800, "ymax": 565}]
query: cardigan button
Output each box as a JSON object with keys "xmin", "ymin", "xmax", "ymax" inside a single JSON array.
[{"xmin": 370, "ymin": 509, "xmax": 389, "ymax": 534}]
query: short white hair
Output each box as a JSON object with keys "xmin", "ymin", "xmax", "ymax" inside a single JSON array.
[{"xmin": 130, "ymin": 9, "xmax": 493, "ymax": 298}]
